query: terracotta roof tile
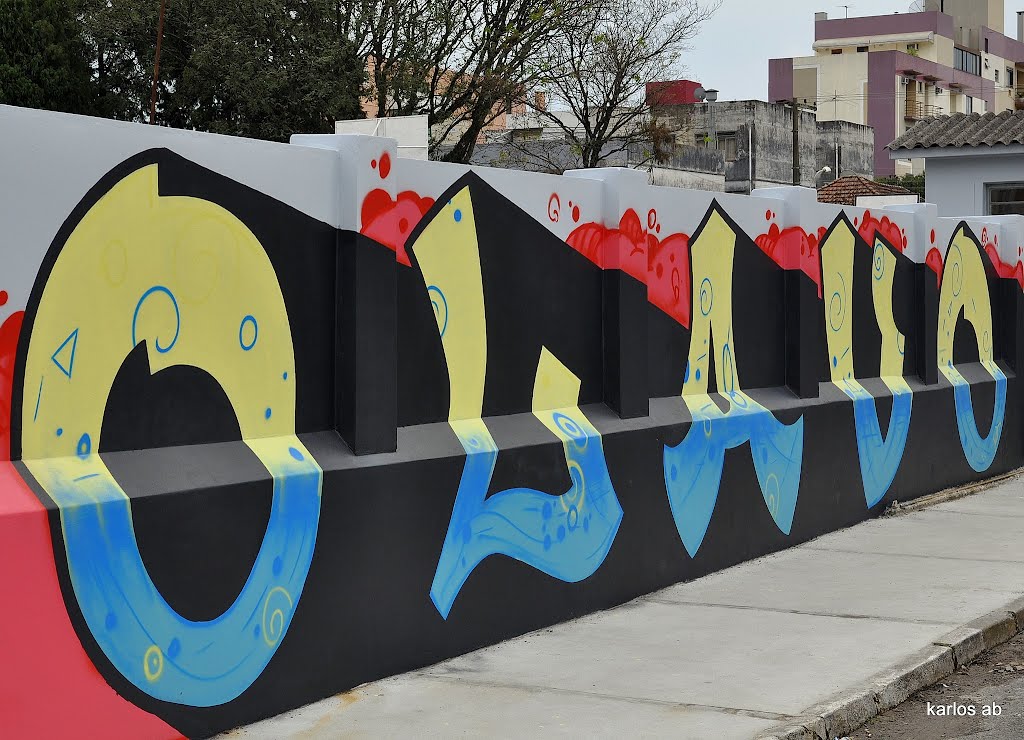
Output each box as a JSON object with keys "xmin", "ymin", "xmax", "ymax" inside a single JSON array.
[{"xmin": 817, "ymin": 175, "xmax": 915, "ymax": 206}]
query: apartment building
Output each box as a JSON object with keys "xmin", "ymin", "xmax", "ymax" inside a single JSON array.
[{"xmin": 769, "ymin": 0, "xmax": 1024, "ymax": 177}]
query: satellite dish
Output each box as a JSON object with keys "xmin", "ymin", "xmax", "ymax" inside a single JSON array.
[{"xmin": 693, "ymin": 86, "xmax": 707, "ymax": 102}]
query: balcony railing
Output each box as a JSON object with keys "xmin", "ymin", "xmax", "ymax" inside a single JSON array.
[{"xmin": 905, "ymin": 101, "xmax": 943, "ymax": 120}]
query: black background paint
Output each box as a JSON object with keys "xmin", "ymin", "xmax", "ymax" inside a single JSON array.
[{"xmin": 10, "ymin": 158, "xmax": 1022, "ymax": 737}]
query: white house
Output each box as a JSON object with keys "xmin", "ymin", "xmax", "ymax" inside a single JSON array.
[{"xmin": 889, "ymin": 110, "xmax": 1024, "ymax": 216}]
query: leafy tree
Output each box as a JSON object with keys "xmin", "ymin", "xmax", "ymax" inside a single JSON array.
[
  {"xmin": 0, "ymin": 0, "xmax": 96, "ymax": 114},
  {"xmin": 877, "ymin": 174, "xmax": 925, "ymax": 201},
  {"xmin": 83, "ymin": 0, "xmax": 366, "ymax": 140}
]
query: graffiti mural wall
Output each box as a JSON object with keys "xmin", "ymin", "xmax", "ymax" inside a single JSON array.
[{"xmin": 1, "ymin": 104, "xmax": 1022, "ymax": 738}]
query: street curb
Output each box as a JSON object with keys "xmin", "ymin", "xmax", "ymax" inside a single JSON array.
[{"xmin": 754, "ymin": 603, "xmax": 1023, "ymax": 740}]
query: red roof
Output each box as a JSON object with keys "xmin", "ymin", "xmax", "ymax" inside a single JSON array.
[{"xmin": 817, "ymin": 175, "xmax": 916, "ymax": 206}]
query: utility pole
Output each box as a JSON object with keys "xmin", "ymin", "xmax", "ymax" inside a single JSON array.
[
  {"xmin": 792, "ymin": 98, "xmax": 800, "ymax": 186},
  {"xmin": 149, "ymin": 0, "xmax": 168, "ymax": 125}
]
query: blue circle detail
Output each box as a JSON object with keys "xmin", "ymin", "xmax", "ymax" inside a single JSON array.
[
  {"xmin": 696, "ymin": 368, "xmax": 702, "ymax": 381},
  {"xmin": 832, "ymin": 356, "xmax": 838, "ymax": 368},
  {"xmin": 700, "ymin": 278, "xmax": 714, "ymax": 316},
  {"xmin": 454, "ymin": 209, "xmax": 463, "ymax": 222},
  {"xmin": 105, "ymin": 612, "xmax": 117, "ymax": 631},
  {"xmin": 265, "ymin": 407, "xmax": 272, "ymax": 420},
  {"xmin": 272, "ymin": 556, "xmax": 283, "ymax": 576},
  {"xmin": 239, "ymin": 315, "xmax": 258, "ymax": 351},
  {"xmin": 76, "ymin": 433, "xmax": 91, "ymax": 459},
  {"xmin": 288, "ymin": 446, "xmax": 304, "ymax": 461},
  {"xmin": 56, "ymin": 427, "xmax": 63, "ymax": 437},
  {"xmin": 132, "ymin": 286, "xmax": 180, "ymax": 354},
  {"xmin": 283, "ymin": 372, "xmax": 288, "ymax": 380},
  {"xmin": 168, "ymin": 638, "xmax": 181, "ymax": 659},
  {"xmin": 557, "ymin": 525, "xmax": 566, "ymax": 542}
]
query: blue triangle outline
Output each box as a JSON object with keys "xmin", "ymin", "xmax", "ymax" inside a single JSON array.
[{"xmin": 51, "ymin": 328, "xmax": 79, "ymax": 379}]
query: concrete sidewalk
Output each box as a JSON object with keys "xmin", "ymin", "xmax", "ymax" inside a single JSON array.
[{"xmin": 221, "ymin": 477, "xmax": 1024, "ymax": 740}]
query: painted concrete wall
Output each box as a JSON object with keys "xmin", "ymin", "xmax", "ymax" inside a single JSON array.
[
  {"xmin": 650, "ymin": 166, "xmax": 725, "ymax": 191},
  {"xmin": 3, "ymin": 104, "xmax": 1024, "ymax": 739},
  {"xmin": 795, "ymin": 53, "xmax": 869, "ymax": 124},
  {"xmin": 817, "ymin": 121, "xmax": 876, "ymax": 181},
  {"xmin": 924, "ymin": 151, "xmax": 1024, "ymax": 216}
]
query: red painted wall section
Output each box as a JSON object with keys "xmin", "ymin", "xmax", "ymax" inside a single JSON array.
[
  {"xmin": 0, "ymin": 305, "xmax": 180, "ymax": 739},
  {"xmin": 0, "ymin": 309, "xmax": 23, "ymax": 461},
  {"xmin": 0, "ymin": 464, "xmax": 181, "ymax": 739},
  {"xmin": 979, "ymin": 228, "xmax": 1024, "ymax": 291},
  {"xmin": 755, "ymin": 222, "xmax": 826, "ymax": 296},
  {"xmin": 360, "ymin": 189, "xmax": 435, "ymax": 266},
  {"xmin": 646, "ymin": 79, "xmax": 703, "ymax": 106},
  {"xmin": 858, "ymin": 210, "xmax": 907, "ymax": 253},
  {"xmin": 923, "ymin": 227, "xmax": 1024, "ymax": 291},
  {"xmin": 567, "ymin": 209, "xmax": 692, "ymax": 328}
]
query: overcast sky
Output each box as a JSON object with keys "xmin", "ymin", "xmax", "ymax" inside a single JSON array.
[{"xmin": 683, "ymin": 1, "xmax": 1024, "ymax": 102}]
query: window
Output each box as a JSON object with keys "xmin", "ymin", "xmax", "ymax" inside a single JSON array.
[
  {"xmin": 1008, "ymin": 68, "xmax": 1015, "ymax": 87},
  {"xmin": 985, "ymin": 38, "xmax": 990, "ymax": 53},
  {"xmin": 918, "ymin": 81, "xmax": 924, "ymax": 93},
  {"xmin": 832, "ymin": 48, "xmax": 843, "ymax": 55},
  {"xmin": 907, "ymin": 43, "xmax": 920, "ymax": 52},
  {"xmin": 955, "ymin": 47, "xmax": 981, "ymax": 76},
  {"xmin": 717, "ymin": 132, "xmax": 738, "ymax": 162},
  {"xmin": 966, "ymin": 96, "xmax": 974, "ymax": 113},
  {"xmin": 988, "ymin": 184, "xmax": 1024, "ymax": 215},
  {"xmin": 995, "ymin": 69, "xmax": 1000, "ymax": 83},
  {"xmin": 857, "ymin": 45, "xmax": 868, "ymax": 53}
]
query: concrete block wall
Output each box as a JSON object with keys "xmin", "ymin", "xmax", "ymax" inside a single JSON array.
[{"xmin": 1, "ymin": 105, "xmax": 1022, "ymax": 738}]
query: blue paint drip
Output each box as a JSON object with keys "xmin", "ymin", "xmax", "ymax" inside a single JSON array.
[
  {"xmin": 663, "ymin": 393, "xmax": 803, "ymax": 557},
  {"xmin": 45, "ymin": 444, "xmax": 322, "ymax": 706},
  {"xmin": 430, "ymin": 413, "xmax": 622, "ymax": 619},
  {"xmin": 950, "ymin": 366, "xmax": 1006, "ymax": 472},
  {"xmin": 841, "ymin": 382, "xmax": 913, "ymax": 508}
]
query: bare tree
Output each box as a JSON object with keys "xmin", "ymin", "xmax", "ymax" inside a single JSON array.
[
  {"xmin": 346, "ymin": 0, "xmax": 591, "ymax": 162},
  {"xmin": 423, "ymin": 0, "xmax": 594, "ymax": 162},
  {"xmin": 344, "ymin": 0, "xmax": 447, "ymax": 117},
  {"xmin": 529, "ymin": 0, "xmax": 720, "ymax": 168}
]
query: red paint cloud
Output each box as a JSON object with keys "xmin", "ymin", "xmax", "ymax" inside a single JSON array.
[
  {"xmin": 360, "ymin": 189, "xmax": 435, "ymax": 266},
  {"xmin": 754, "ymin": 223, "xmax": 826, "ymax": 297}
]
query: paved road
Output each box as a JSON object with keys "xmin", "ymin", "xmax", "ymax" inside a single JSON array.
[
  {"xmin": 852, "ymin": 631, "xmax": 1024, "ymax": 740},
  {"xmin": 221, "ymin": 478, "xmax": 1024, "ymax": 739}
]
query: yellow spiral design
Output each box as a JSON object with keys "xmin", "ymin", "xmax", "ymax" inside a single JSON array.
[{"xmin": 261, "ymin": 586, "xmax": 294, "ymax": 647}]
